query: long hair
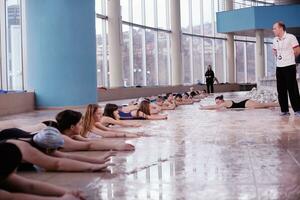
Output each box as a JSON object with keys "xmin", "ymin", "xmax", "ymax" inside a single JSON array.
[
  {"xmin": 103, "ymin": 103, "xmax": 119, "ymax": 119},
  {"xmin": 137, "ymin": 100, "xmax": 150, "ymax": 117},
  {"xmin": 56, "ymin": 110, "xmax": 82, "ymax": 133},
  {"xmin": 81, "ymin": 104, "xmax": 99, "ymax": 137},
  {"xmin": 215, "ymin": 95, "xmax": 224, "ymax": 101}
]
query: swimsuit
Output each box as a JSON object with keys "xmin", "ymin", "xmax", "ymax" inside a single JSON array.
[
  {"xmin": 228, "ymin": 99, "xmax": 249, "ymax": 109},
  {"xmin": 118, "ymin": 111, "xmax": 145, "ymax": 120}
]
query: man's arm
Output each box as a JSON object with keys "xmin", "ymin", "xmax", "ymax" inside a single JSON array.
[
  {"xmin": 294, "ymin": 46, "xmax": 300, "ymax": 57},
  {"xmin": 291, "ymin": 34, "xmax": 300, "ymax": 57}
]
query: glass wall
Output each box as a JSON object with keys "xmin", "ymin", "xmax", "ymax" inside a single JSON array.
[
  {"xmin": 181, "ymin": 0, "xmax": 226, "ymax": 85},
  {"xmin": 180, "ymin": 0, "xmax": 277, "ymax": 84},
  {"xmin": 95, "ymin": 0, "xmax": 277, "ymax": 87},
  {"xmin": 0, "ymin": 0, "xmax": 24, "ymax": 90},
  {"xmin": 121, "ymin": 0, "xmax": 171, "ymax": 87},
  {"xmin": 235, "ymin": 41, "xmax": 245, "ymax": 83},
  {"xmin": 265, "ymin": 42, "xmax": 276, "ymax": 77},
  {"xmin": 215, "ymin": 39, "xmax": 225, "ymax": 83},
  {"xmin": 246, "ymin": 42, "xmax": 255, "ymax": 83},
  {"xmin": 95, "ymin": 0, "xmax": 109, "ymax": 87}
]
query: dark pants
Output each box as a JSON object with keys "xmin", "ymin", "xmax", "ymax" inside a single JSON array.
[
  {"xmin": 276, "ymin": 65, "xmax": 300, "ymax": 112},
  {"xmin": 206, "ymin": 82, "xmax": 214, "ymax": 94}
]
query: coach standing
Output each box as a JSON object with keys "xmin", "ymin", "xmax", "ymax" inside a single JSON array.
[{"xmin": 273, "ymin": 21, "xmax": 300, "ymax": 116}]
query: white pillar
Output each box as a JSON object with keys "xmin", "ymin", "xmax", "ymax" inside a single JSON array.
[
  {"xmin": 225, "ymin": 0, "xmax": 235, "ymax": 83},
  {"xmin": 226, "ymin": 34, "xmax": 235, "ymax": 83},
  {"xmin": 255, "ymin": 29, "xmax": 265, "ymax": 84},
  {"xmin": 107, "ymin": 0, "xmax": 123, "ymax": 87},
  {"xmin": 170, "ymin": 0, "xmax": 182, "ymax": 85}
]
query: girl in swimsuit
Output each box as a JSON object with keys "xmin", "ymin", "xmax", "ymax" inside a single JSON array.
[
  {"xmin": 154, "ymin": 96, "xmax": 176, "ymax": 110},
  {"xmin": 81, "ymin": 104, "xmax": 142, "ymax": 138},
  {"xmin": 129, "ymin": 100, "xmax": 168, "ymax": 120},
  {"xmin": 0, "ymin": 128, "xmax": 111, "ymax": 172},
  {"xmin": 102, "ymin": 103, "xmax": 142, "ymax": 126},
  {"xmin": 0, "ymin": 143, "xmax": 85, "ymax": 200},
  {"xmin": 200, "ymin": 95, "xmax": 279, "ymax": 110}
]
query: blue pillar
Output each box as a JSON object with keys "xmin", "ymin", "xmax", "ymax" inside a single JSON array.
[{"xmin": 25, "ymin": 0, "xmax": 97, "ymax": 107}]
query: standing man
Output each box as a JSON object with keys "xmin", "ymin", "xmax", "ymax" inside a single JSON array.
[
  {"xmin": 273, "ymin": 21, "xmax": 300, "ymax": 116},
  {"xmin": 205, "ymin": 65, "xmax": 215, "ymax": 94}
]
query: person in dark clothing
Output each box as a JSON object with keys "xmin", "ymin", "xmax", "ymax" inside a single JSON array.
[
  {"xmin": 205, "ymin": 65, "xmax": 215, "ymax": 94},
  {"xmin": 272, "ymin": 21, "xmax": 300, "ymax": 116},
  {"xmin": 0, "ymin": 142, "xmax": 85, "ymax": 200}
]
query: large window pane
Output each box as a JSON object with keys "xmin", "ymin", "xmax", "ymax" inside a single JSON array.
[
  {"xmin": 158, "ymin": 32, "xmax": 170, "ymax": 85},
  {"xmin": 203, "ymin": 0, "xmax": 213, "ymax": 36},
  {"xmin": 95, "ymin": 0, "xmax": 105, "ymax": 15},
  {"xmin": 145, "ymin": 0, "xmax": 155, "ymax": 27},
  {"xmin": 146, "ymin": 29, "xmax": 157, "ymax": 86},
  {"xmin": 121, "ymin": 0, "xmax": 129, "ymax": 22},
  {"xmin": 132, "ymin": 0, "xmax": 142, "ymax": 25},
  {"xmin": 204, "ymin": 38, "xmax": 213, "ymax": 70},
  {"xmin": 157, "ymin": 0, "xmax": 168, "ymax": 29},
  {"xmin": 133, "ymin": 27, "xmax": 144, "ymax": 86},
  {"xmin": 182, "ymin": 35, "xmax": 192, "ymax": 84},
  {"xmin": 122, "ymin": 25, "xmax": 131, "ymax": 87},
  {"xmin": 236, "ymin": 41, "xmax": 245, "ymax": 83},
  {"xmin": 192, "ymin": 0, "xmax": 201, "ymax": 35},
  {"xmin": 214, "ymin": 0, "xmax": 225, "ymax": 38},
  {"xmin": 96, "ymin": 19, "xmax": 109, "ymax": 87},
  {"xmin": 266, "ymin": 43, "xmax": 276, "ymax": 77},
  {"xmin": 6, "ymin": 0, "xmax": 22, "ymax": 90},
  {"xmin": 193, "ymin": 37, "xmax": 203, "ymax": 84},
  {"xmin": 215, "ymin": 39, "xmax": 225, "ymax": 83},
  {"xmin": 246, "ymin": 42, "xmax": 255, "ymax": 83},
  {"xmin": 181, "ymin": 0, "xmax": 190, "ymax": 33}
]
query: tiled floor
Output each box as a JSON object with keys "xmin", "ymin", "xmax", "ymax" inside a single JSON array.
[{"xmin": 2, "ymin": 92, "xmax": 300, "ymax": 200}]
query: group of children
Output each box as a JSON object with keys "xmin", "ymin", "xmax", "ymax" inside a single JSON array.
[
  {"xmin": 0, "ymin": 88, "xmax": 208, "ymax": 199},
  {"xmin": 1, "ymin": 86, "xmax": 281, "ymax": 199}
]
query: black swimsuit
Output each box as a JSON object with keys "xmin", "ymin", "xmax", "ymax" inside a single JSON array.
[
  {"xmin": 228, "ymin": 99, "xmax": 249, "ymax": 109},
  {"xmin": 0, "ymin": 128, "xmax": 34, "ymax": 142},
  {"xmin": 0, "ymin": 128, "xmax": 38, "ymax": 171}
]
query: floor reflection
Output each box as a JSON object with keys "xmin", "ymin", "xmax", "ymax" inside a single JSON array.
[{"xmin": 3, "ymin": 92, "xmax": 300, "ymax": 199}]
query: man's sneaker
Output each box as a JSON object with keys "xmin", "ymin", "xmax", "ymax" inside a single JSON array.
[
  {"xmin": 294, "ymin": 111, "xmax": 300, "ymax": 116},
  {"xmin": 280, "ymin": 112, "xmax": 290, "ymax": 116}
]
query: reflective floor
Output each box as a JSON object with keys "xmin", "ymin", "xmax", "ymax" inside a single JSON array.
[{"xmin": 2, "ymin": 92, "xmax": 300, "ymax": 200}]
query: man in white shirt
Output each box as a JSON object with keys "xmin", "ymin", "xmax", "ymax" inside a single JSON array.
[{"xmin": 273, "ymin": 21, "xmax": 300, "ymax": 116}]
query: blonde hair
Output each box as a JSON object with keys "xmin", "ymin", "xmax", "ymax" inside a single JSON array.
[{"xmin": 81, "ymin": 104, "xmax": 99, "ymax": 137}]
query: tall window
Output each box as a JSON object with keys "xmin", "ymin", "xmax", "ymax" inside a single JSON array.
[
  {"xmin": 204, "ymin": 38, "xmax": 213, "ymax": 72},
  {"xmin": 265, "ymin": 43, "xmax": 276, "ymax": 77},
  {"xmin": 145, "ymin": 29, "xmax": 156, "ymax": 85},
  {"xmin": 181, "ymin": 0, "xmax": 227, "ymax": 84},
  {"xmin": 0, "ymin": 0, "xmax": 23, "ymax": 90},
  {"xmin": 203, "ymin": 0, "xmax": 213, "ymax": 36},
  {"xmin": 182, "ymin": 35, "xmax": 192, "ymax": 84},
  {"xmin": 236, "ymin": 41, "xmax": 245, "ymax": 83},
  {"xmin": 132, "ymin": 27, "xmax": 144, "ymax": 86},
  {"xmin": 246, "ymin": 42, "xmax": 255, "ymax": 83},
  {"xmin": 180, "ymin": 0, "xmax": 275, "ymax": 84},
  {"xmin": 192, "ymin": 37, "xmax": 203, "ymax": 84},
  {"xmin": 158, "ymin": 31, "xmax": 170, "ymax": 85},
  {"xmin": 215, "ymin": 39, "xmax": 225, "ymax": 83},
  {"xmin": 121, "ymin": 0, "xmax": 171, "ymax": 87},
  {"xmin": 95, "ymin": 0, "xmax": 109, "ymax": 87},
  {"xmin": 122, "ymin": 24, "xmax": 132, "ymax": 86}
]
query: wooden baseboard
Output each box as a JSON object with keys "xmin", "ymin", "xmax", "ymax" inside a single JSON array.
[{"xmin": 0, "ymin": 92, "xmax": 35, "ymax": 117}]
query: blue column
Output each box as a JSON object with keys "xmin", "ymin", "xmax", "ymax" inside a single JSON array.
[{"xmin": 25, "ymin": 0, "xmax": 97, "ymax": 107}]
